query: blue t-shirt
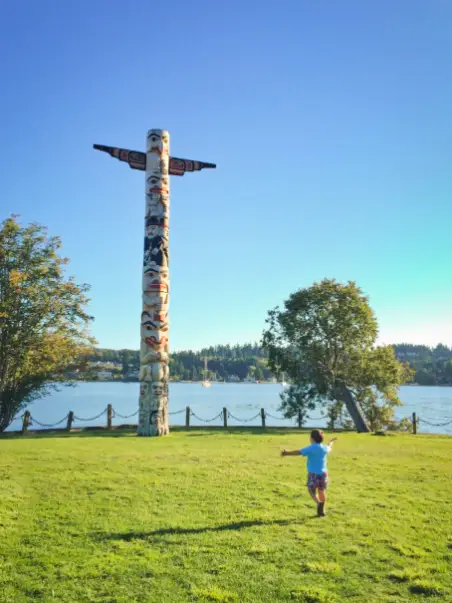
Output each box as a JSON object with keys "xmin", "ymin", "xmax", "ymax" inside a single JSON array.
[{"xmin": 300, "ymin": 443, "xmax": 329, "ymax": 475}]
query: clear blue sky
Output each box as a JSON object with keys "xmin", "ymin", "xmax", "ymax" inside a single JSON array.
[{"xmin": 1, "ymin": 1, "xmax": 451, "ymax": 350}]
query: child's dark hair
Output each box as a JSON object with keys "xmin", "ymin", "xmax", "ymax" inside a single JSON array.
[{"xmin": 311, "ymin": 429, "xmax": 324, "ymax": 444}]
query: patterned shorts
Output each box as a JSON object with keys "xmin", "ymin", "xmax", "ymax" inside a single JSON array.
[{"xmin": 307, "ymin": 472, "xmax": 328, "ymax": 491}]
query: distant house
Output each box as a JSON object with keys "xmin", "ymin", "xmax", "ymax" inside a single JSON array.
[{"xmin": 97, "ymin": 370, "xmax": 113, "ymax": 380}]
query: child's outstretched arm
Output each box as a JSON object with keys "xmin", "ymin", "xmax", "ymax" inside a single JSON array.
[
  {"xmin": 280, "ymin": 449, "xmax": 301, "ymax": 457},
  {"xmin": 327, "ymin": 437, "xmax": 338, "ymax": 451}
]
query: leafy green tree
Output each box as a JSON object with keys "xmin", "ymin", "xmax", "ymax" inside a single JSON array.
[
  {"xmin": 121, "ymin": 350, "xmax": 130, "ymax": 376},
  {"xmin": 0, "ymin": 218, "xmax": 95, "ymax": 431},
  {"xmin": 414, "ymin": 368, "xmax": 436, "ymax": 386},
  {"xmin": 262, "ymin": 279, "xmax": 412, "ymax": 432},
  {"xmin": 326, "ymin": 400, "xmax": 344, "ymax": 430},
  {"xmin": 445, "ymin": 361, "xmax": 452, "ymax": 380},
  {"xmin": 255, "ymin": 365, "xmax": 264, "ymax": 381},
  {"xmin": 279, "ymin": 384, "xmax": 316, "ymax": 426}
]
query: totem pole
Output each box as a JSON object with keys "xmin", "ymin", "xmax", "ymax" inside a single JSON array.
[{"xmin": 94, "ymin": 130, "xmax": 215, "ymax": 436}]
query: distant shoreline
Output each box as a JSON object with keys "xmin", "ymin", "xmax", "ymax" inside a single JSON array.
[
  {"xmin": 74, "ymin": 379, "xmax": 451, "ymax": 387},
  {"xmin": 77, "ymin": 379, "xmax": 279, "ymax": 385}
]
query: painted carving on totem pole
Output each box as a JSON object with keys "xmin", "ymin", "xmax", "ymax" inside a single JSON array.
[
  {"xmin": 137, "ymin": 129, "xmax": 171, "ymax": 436},
  {"xmin": 93, "ymin": 132, "xmax": 215, "ymax": 437},
  {"xmin": 93, "ymin": 143, "xmax": 216, "ymax": 176}
]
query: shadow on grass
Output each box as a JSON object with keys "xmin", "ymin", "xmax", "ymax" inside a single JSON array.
[
  {"xmin": 1, "ymin": 426, "xmax": 333, "ymax": 440},
  {"xmin": 95, "ymin": 518, "xmax": 315, "ymax": 542}
]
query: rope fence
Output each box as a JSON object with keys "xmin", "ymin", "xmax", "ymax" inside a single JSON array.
[
  {"xmin": 73, "ymin": 408, "xmax": 108, "ymax": 422},
  {"xmin": 417, "ymin": 417, "xmax": 452, "ymax": 428},
  {"xmin": 190, "ymin": 410, "xmax": 224, "ymax": 423},
  {"xmin": 29, "ymin": 415, "xmax": 69, "ymax": 429},
  {"xmin": 113, "ymin": 409, "xmax": 139, "ymax": 420},
  {"xmin": 228, "ymin": 411, "xmax": 262, "ymax": 423},
  {"xmin": 265, "ymin": 412, "xmax": 287, "ymax": 421},
  {"xmin": 5, "ymin": 406, "xmax": 452, "ymax": 436}
]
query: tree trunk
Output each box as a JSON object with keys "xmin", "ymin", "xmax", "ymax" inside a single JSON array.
[
  {"xmin": 0, "ymin": 396, "xmax": 16, "ymax": 433},
  {"xmin": 335, "ymin": 383, "xmax": 370, "ymax": 433}
]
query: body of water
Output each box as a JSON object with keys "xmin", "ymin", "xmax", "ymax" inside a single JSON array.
[{"xmin": 5, "ymin": 383, "xmax": 452, "ymax": 435}]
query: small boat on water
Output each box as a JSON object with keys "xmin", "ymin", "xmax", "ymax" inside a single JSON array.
[
  {"xmin": 201, "ymin": 357, "xmax": 211, "ymax": 388},
  {"xmin": 281, "ymin": 372, "xmax": 288, "ymax": 391}
]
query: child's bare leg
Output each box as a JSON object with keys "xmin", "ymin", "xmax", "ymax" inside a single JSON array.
[
  {"xmin": 317, "ymin": 489, "xmax": 326, "ymax": 516},
  {"xmin": 308, "ymin": 487, "xmax": 319, "ymax": 504}
]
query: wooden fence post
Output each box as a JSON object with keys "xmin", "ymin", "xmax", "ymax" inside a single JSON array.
[
  {"xmin": 261, "ymin": 408, "xmax": 266, "ymax": 429},
  {"xmin": 107, "ymin": 404, "xmax": 113, "ymax": 429},
  {"xmin": 186, "ymin": 406, "xmax": 190, "ymax": 428},
  {"xmin": 412, "ymin": 412, "xmax": 417, "ymax": 435},
  {"xmin": 223, "ymin": 407, "xmax": 228, "ymax": 428},
  {"xmin": 66, "ymin": 411, "xmax": 74, "ymax": 432},
  {"xmin": 21, "ymin": 410, "xmax": 31, "ymax": 435},
  {"xmin": 298, "ymin": 409, "xmax": 302, "ymax": 429}
]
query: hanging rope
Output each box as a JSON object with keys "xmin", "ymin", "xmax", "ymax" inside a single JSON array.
[
  {"xmin": 73, "ymin": 407, "xmax": 108, "ymax": 422},
  {"xmin": 418, "ymin": 417, "xmax": 452, "ymax": 428},
  {"xmin": 29, "ymin": 414, "xmax": 69, "ymax": 428},
  {"xmin": 190, "ymin": 410, "xmax": 223, "ymax": 423},
  {"xmin": 113, "ymin": 409, "xmax": 139, "ymax": 420},
  {"xmin": 227, "ymin": 411, "xmax": 261, "ymax": 423},
  {"xmin": 264, "ymin": 412, "xmax": 286, "ymax": 421}
]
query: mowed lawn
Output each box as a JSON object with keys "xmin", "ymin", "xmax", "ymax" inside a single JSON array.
[{"xmin": 1, "ymin": 429, "xmax": 451, "ymax": 603}]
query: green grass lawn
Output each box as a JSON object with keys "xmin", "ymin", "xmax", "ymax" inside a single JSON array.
[{"xmin": 1, "ymin": 428, "xmax": 451, "ymax": 603}]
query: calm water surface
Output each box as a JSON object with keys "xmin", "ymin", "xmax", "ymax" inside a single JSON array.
[{"xmin": 5, "ymin": 383, "xmax": 452, "ymax": 434}]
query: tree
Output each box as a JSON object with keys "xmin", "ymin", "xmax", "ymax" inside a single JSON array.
[
  {"xmin": 0, "ymin": 218, "xmax": 95, "ymax": 431},
  {"xmin": 255, "ymin": 365, "xmax": 264, "ymax": 381},
  {"xmin": 279, "ymin": 383, "xmax": 316, "ymax": 426},
  {"xmin": 262, "ymin": 279, "xmax": 412, "ymax": 432},
  {"xmin": 325, "ymin": 400, "xmax": 344, "ymax": 430},
  {"xmin": 121, "ymin": 350, "xmax": 130, "ymax": 376}
]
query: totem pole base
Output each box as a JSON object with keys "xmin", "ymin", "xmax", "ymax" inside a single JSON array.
[
  {"xmin": 137, "ymin": 425, "xmax": 169, "ymax": 437},
  {"xmin": 137, "ymin": 380, "xmax": 170, "ymax": 436}
]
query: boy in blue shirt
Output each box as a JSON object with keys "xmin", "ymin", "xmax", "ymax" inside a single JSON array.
[{"xmin": 281, "ymin": 430, "xmax": 337, "ymax": 517}]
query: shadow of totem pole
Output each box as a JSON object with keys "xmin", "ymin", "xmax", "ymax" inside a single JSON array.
[{"xmin": 93, "ymin": 130, "xmax": 216, "ymax": 436}]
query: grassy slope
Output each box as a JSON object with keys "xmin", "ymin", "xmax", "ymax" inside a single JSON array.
[{"xmin": 0, "ymin": 429, "xmax": 451, "ymax": 603}]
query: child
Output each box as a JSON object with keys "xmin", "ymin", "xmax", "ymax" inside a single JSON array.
[{"xmin": 281, "ymin": 430, "xmax": 337, "ymax": 517}]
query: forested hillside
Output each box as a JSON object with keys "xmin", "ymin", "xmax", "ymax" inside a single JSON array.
[
  {"xmin": 84, "ymin": 343, "xmax": 452, "ymax": 385},
  {"xmin": 86, "ymin": 343, "xmax": 274, "ymax": 382},
  {"xmin": 392, "ymin": 343, "xmax": 452, "ymax": 385}
]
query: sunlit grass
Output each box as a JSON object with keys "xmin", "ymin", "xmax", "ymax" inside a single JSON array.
[{"xmin": 0, "ymin": 429, "xmax": 451, "ymax": 602}]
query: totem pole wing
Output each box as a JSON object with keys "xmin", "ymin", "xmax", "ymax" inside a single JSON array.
[
  {"xmin": 93, "ymin": 145, "xmax": 216, "ymax": 175},
  {"xmin": 169, "ymin": 157, "xmax": 216, "ymax": 176},
  {"xmin": 93, "ymin": 144, "xmax": 146, "ymax": 171}
]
